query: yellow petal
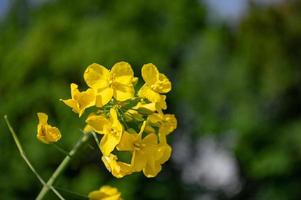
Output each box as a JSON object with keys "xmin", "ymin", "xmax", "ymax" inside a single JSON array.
[
  {"xmin": 86, "ymin": 115, "xmax": 110, "ymax": 134},
  {"xmin": 160, "ymin": 114, "xmax": 177, "ymax": 135},
  {"xmin": 131, "ymin": 150, "xmax": 147, "ymax": 172},
  {"xmin": 141, "ymin": 63, "xmax": 159, "ymax": 86},
  {"xmin": 143, "ymin": 157, "xmax": 162, "ymax": 178},
  {"xmin": 88, "ymin": 190, "xmax": 104, "ymax": 200},
  {"xmin": 77, "ymin": 88, "xmax": 96, "ymax": 115},
  {"xmin": 62, "ymin": 99, "xmax": 78, "ymax": 113},
  {"xmin": 99, "ymin": 186, "xmax": 119, "ymax": 195},
  {"xmin": 95, "ymin": 109, "xmax": 123, "ymax": 155},
  {"xmin": 46, "ymin": 126, "xmax": 62, "ymax": 142},
  {"xmin": 117, "ymin": 131, "xmax": 138, "ymax": 151},
  {"xmin": 109, "ymin": 108, "xmax": 122, "ymax": 129},
  {"xmin": 138, "ymin": 85, "xmax": 161, "ymax": 104},
  {"xmin": 37, "ymin": 112, "xmax": 48, "ymax": 124},
  {"xmin": 70, "ymin": 83, "xmax": 80, "ymax": 97},
  {"xmin": 100, "ymin": 131, "xmax": 122, "ymax": 156},
  {"xmin": 95, "ymin": 87, "xmax": 113, "ymax": 107},
  {"xmin": 157, "ymin": 143, "xmax": 172, "ymax": 164},
  {"xmin": 111, "ymin": 61, "xmax": 134, "ymax": 85},
  {"xmin": 142, "ymin": 133, "xmax": 158, "ymax": 145},
  {"xmin": 148, "ymin": 113, "xmax": 162, "ymax": 124},
  {"xmin": 62, "ymin": 83, "xmax": 96, "ymax": 116},
  {"xmin": 61, "ymin": 84, "xmax": 80, "ymax": 114},
  {"xmin": 84, "ymin": 63, "xmax": 110, "ymax": 89},
  {"xmin": 144, "ymin": 124, "xmax": 156, "ymax": 133},
  {"xmin": 158, "ymin": 95, "xmax": 167, "ymax": 110},
  {"xmin": 88, "ymin": 185, "xmax": 122, "ymax": 200},
  {"xmin": 102, "ymin": 154, "xmax": 132, "ymax": 178},
  {"xmin": 156, "ymin": 73, "xmax": 171, "ymax": 93},
  {"xmin": 112, "ymin": 82, "xmax": 134, "ymax": 101}
]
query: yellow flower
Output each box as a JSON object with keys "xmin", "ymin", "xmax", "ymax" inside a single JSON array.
[
  {"xmin": 148, "ymin": 113, "xmax": 177, "ymax": 152},
  {"xmin": 117, "ymin": 122, "xmax": 171, "ymax": 177},
  {"xmin": 148, "ymin": 113, "xmax": 177, "ymax": 136},
  {"xmin": 141, "ymin": 63, "xmax": 171, "ymax": 93},
  {"xmin": 102, "ymin": 154, "xmax": 132, "ymax": 178},
  {"xmin": 88, "ymin": 185, "xmax": 122, "ymax": 200},
  {"xmin": 86, "ymin": 108, "xmax": 123, "ymax": 156},
  {"xmin": 138, "ymin": 63, "xmax": 171, "ymax": 110},
  {"xmin": 37, "ymin": 112, "xmax": 61, "ymax": 144},
  {"xmin": 84, "ymin": 62, "xmax": 135, "ymax": 107},
  {"xmin": 61, "ymin": 83, "xmax": 96, "ymax": 117}
]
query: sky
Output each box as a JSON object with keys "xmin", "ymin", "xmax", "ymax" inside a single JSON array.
[{"xmin": 0, "ymin": 0, "xmax": 9, "ymax": 18}]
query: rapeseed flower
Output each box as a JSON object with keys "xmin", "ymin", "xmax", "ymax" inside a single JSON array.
[
  {"xmin": 61, "ymin": 83, "xmax": 96, "ymax": 117},
  {"xmin": 84, "ymin": 62, "xmax": 135, "ymax": 107},
  {"xmin": 138, "ymin": 63, "xmax": 171, "ymax": 110},
  {"xmin": 61, "ymin": 61, "xmax": 177, "ymax": 178},
  {"xmin": 102, "ymin": 154, "xmax": 132, "ymax": 178},
  {"xmin": 117, "ymin": 122, "xmax": 171, "ymax": 177},
  {"xmin": 37, "ymin": 112, "xmax": 61, "ymax": 144},
  {"xmin": 86, "ymin": 108, "xmax": 123, "ymax": 156},
  {"xmin": 148, "ymin": 113, "xmax": 177, "ymax": 135},
  {"xmin": 88, "ymin": 185, "xmax": 122, "ymax": 200}
]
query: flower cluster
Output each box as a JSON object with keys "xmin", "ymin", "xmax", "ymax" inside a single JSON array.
[{"xmin": 62, "ymin": 62, "xmax": 177, "ymax": 178}]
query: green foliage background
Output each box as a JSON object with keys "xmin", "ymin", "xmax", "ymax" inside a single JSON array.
[{"xmin": 1, "ymin": 0, "xmax": 301, "ymax": 199}]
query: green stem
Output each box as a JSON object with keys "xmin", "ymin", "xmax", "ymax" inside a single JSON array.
[
  {"xmin": 3, "ymin": 115, "xmax": 65, "ymax": 200},
  {"xmin": 91, "ymin": 131, "xmax": 100, "ymax": 144},
  {"xmin": 52, "ymin": 143, "xmax": 72, "ymax": 157},
  {"xmin": 36, "ymin": 133, "xmax": 90, "ymax": 200}
]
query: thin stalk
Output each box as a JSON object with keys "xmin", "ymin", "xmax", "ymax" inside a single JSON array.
[
  {"xmin": 91, "ymin": 131, "xmax": 100, "ymax": 144},
  {"xmin": 36, "ymin": 133, "xmax": 90, "ymax": 200},
  {"xmin": 3, "ymin": 115, "xmax": 65, "ymax": 200},
  {"xmin": 54, "ymin": 186, "xmax": 89, "ymax": 199},
  {"xmin": 52, "ymin": 143, "xmax": 72, "ymax": 157}
]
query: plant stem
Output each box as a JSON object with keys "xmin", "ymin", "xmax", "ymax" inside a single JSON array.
[
  {"xmin": 36, "ymin": 133, "xmax": 90, "ymax": 200},
  {"xmin": 3, "ymin": 115, "xmax": 65, "ymax": 200}
]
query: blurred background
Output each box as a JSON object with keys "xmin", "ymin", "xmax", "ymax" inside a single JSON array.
[{"xmin": 1, "ymin": 0, "xmax": 301, "ymax": 199}]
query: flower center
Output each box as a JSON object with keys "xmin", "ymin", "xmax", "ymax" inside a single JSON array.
[
  {"xmin": 108, "ymin": 74, "xmax": 115, "ymax": 86},
  {"xmin": 150, "ymin": 84, "xmax": 163, "ymax": 92},
  {"xmin": 133, "ymin": 142, "xmax": 145, "ymax": 151},
  {"xmin": 40, "ymin": 126, "xmax": 47, "ymax": 136},
  {"xmin": 150, "ymin": 84, "xmax": 157, "ymax": 90},
  {"xmin": 110, "ymin": 128, "xmax": 118, "ymax": 136}
]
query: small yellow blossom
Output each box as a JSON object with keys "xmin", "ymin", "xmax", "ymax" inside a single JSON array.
[
  {"xmin": 117, "ymin": 122, "xmax": 171, "ymax": 177},
  {"xmin": 84, "ymin": 62, "xmax": 135, "ymax": 107},
  {"xmin": 148, "ymin": 113, "xmax": 177, "ymax": 148},
  {"xmin": 102, "ymin": 154, "xmax": 132, "ymax": 178},
  {"xmin": 37, "ymin": 112, "xmax": 61, "ymax": 144},
  {"xmin": 138, "ymin": 63, "xmax": 171, "ymax": 110},
  {"xmin": 61, "ymin": 83, "xmax": 96, "ymax": 117},
  {"xmin": 141, "ymin": 63, "xmax": 171, "ymax": 93},
  {"xmin": 86, "ymin": 108, "xmax": 123, "ymax": 156},
  {"xmin": 148, "ymin": 113, "xmax": 177, "ymax": 136},
  {"xmin": 88, "ymin": 185, "xmax": 122, "ymax": 200}
]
